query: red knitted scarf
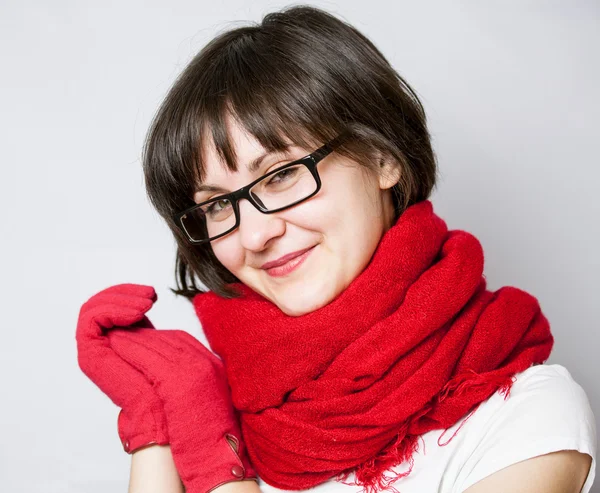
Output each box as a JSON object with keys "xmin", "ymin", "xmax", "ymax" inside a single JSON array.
[{"xmin": 192, "ymin": 199, "xmax": 554, "ymax": 493}]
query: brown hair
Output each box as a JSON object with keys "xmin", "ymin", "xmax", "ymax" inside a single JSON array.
[{"xmin": 142, "ymin": 4, "xmax": 439, "ymax": 300}]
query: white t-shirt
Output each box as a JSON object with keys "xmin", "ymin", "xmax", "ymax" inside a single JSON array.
[{"xmin": 258, "ymin": 363, "xmax": 597, "ymax": 493}]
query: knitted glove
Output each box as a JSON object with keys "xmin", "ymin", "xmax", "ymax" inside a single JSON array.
[
  {"xmin": 75, "ymin": 283, "xmax": 170, "ymax": 453},
  {"xmin": 107, "ymin": 327, "xmax": 258, "ymax": 492}
]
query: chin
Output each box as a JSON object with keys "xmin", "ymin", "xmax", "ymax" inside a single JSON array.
[{"xmin": 273, "ymin": 279, "xmax": 338, "ymax": 317}]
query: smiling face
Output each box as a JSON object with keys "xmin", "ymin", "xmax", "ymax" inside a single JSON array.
[{"xmin": 196, "ymin": 116, "xmax": 401, "ymax": 316}]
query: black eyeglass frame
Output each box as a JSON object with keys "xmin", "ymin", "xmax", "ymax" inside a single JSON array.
[{"xmin": 174, "ymin": 136, "xmax": 344, "ymax": 244}]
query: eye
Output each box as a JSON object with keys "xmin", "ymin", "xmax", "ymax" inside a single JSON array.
[
  {"xmin": 267, "ymin": 166, "xmax": 299, "ymax": 185},
  {"xmin": 204, "ymin": 198, "xmax": 232, "ymax": 216}
]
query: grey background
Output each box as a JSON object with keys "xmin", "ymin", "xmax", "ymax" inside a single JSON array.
[{"xmin": 0, "ymin": 1, "xmax": 597, "ymax": 492}]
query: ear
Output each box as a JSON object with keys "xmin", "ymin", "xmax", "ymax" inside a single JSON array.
[{"xmin": 377, "ymin": 153, "xmax": 402, "ymax": 190}]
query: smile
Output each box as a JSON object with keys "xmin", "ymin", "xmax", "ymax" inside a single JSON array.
[{"xmin": 263, "ymin": 245, "xmax": 316, "ymax": 277}]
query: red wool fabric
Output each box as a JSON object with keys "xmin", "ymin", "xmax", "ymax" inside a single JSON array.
[{"xmin": 192, "ymin": 199, "xmax": 554, "ymax": 493}]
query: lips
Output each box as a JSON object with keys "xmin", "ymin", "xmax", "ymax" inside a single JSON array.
[
  {"xmin": 260, "ymin": 245, "xmax": 317, "ymax": 278},
  {"xmin": 261, "ymin": 245, "xmax": 315, "ymax": 270}
]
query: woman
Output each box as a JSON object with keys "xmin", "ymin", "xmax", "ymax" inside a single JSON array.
[{"xmin": 75, "ymin": 5, "xmax": 596, "ymax": 493}]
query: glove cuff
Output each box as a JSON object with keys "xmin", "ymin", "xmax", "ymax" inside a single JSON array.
[{"xmin": 183, "ymin": 432, "xmax": 258, "ymax": 493}]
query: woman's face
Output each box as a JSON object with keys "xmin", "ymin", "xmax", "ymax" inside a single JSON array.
[{"xmin": 197, "ymin": 118, "xmax": 400, "ymax": 316}]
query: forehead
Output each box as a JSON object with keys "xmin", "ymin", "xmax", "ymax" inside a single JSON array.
[
  {"xmin": 202, "ymin": 117, "xmax": 268, "ymax": 170},
  {"xmin": 200, "ymin": 116, "xmax": 309, "ymax": 181}
]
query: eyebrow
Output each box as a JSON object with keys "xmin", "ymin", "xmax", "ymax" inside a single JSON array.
[{"xmin": 196, "ymin": 147, "xmax": 292, "ymax": 193}]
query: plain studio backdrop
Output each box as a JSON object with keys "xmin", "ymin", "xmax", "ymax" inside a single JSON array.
[{"xmin": 0, "ymin": 1, "xmax": 598, "ymax": 492}]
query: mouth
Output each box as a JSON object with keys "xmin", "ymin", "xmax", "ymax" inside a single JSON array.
[{"xmin": 262, "ymin": 245, "xmax": 316, "ymax": 277}]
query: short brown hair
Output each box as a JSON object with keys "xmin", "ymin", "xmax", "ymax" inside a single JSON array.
[{"xmin": 142, "ymin": 5, "xmax": 439, "ymax": 300}]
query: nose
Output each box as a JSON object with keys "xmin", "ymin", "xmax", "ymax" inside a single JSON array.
[{"xmin": 236, "ymin": 198, "xmax": 285, "ymax": 252}]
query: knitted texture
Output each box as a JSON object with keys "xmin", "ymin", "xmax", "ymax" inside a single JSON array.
[{"xmin": 192, "ymin": 199, "xmax": 554, "ymax": 493}]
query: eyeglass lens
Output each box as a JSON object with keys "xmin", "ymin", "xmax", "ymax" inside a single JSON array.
[{"xmin": 181, "ymin": 163, "xmax": 318, "ymax": 242}]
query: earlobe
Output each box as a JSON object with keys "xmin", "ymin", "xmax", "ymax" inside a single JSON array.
[{"xmin": 378, "ymin": 154, "xmax": 402, "ymax": 190}]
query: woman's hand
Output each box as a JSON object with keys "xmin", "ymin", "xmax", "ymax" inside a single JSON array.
[
  {"xmin": 107, "ymin": 327, "xmax": 258, "ymax": 493},
  {"xmin": 75, "ymin": 283, "xmax": 169, "ymax": 452}
]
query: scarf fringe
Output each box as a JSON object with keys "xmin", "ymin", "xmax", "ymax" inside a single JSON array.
[
  {"xmin": 437, "ymin": 368, "xmax": 518, "ymax": 404},
  {"xmin": 334, "ymin": 431, "xmax": 420, "ymax": 493},
  {"xmin": 335, "ymin": 369, "xmax": 518, "ymax": 493}
]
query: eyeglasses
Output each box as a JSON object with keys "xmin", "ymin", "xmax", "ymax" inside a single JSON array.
[{"xmin": 174, "ymin": 135, "xmax": 344, "ymax": 244}]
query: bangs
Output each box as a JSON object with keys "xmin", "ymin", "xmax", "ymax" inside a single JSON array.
[
  {"xmin": 187, "ymin": 29, "xmax": 349, "ymax": 190},
  {"xmin": 196, "ymin": 104, "xmax": 321, "ymax": 186}
]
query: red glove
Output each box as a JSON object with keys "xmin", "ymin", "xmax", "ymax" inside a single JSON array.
[
  {"xmin": 75, "ymin": 283, "xmax": 169, "ymax": 453},
  {"xmin": 107, "ymin": 327, "xmax": 258, "ymax": 492}
]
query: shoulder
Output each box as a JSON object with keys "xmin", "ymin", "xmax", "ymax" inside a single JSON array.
[
  {"xmin": 491, "ymin": 363, "xmax": 595, "ymax": 428},
  {"xmin": 453, "ymin": 363, "xmax": 597, "ymax": 493}
]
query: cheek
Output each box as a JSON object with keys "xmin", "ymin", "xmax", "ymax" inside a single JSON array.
[
  {"xmin": 277, "ymin": 193, "xmax": 349, "ymax": 246},
  {"xmin": 211, "ymin": 236, "xmax": 244, "ymax": 273},
  {"xmin": 281, "ymin": 166, "xmax": 381, "ymax": 249},
  {"xmin": 309, "ymin": 166, "xmax": 379, "ymax": 228}
]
